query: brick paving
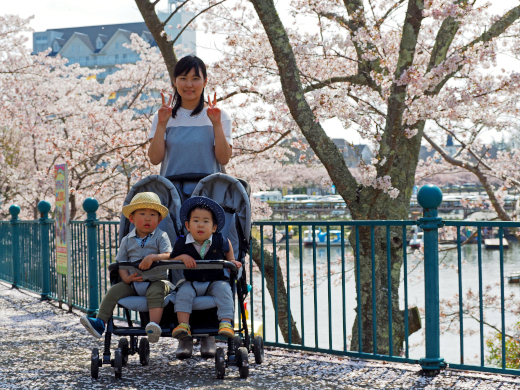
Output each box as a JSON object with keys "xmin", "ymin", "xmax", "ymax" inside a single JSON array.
[{"xmin": 1, "ymin": 282, "xmax": 519, "ymax": 389}]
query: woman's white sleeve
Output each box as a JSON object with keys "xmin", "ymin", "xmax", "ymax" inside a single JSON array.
[{"xmin": 149, "ymin": 112, "xmax": 158, "ymax": 140}]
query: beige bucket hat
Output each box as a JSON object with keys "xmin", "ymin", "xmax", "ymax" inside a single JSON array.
[{"xmin": 122, "ymin": 192, "xmax": 169, "ymax": 219}]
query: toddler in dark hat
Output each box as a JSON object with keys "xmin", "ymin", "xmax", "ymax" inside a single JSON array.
[{"xmin": 170, "ymin": 196, "xmax": 242, "ymax": 341}]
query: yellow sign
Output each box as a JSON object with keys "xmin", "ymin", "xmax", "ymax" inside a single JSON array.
[
  {"xmin": 86, "ymin": 75, "xmax": 96, "ymax": 80},
  {"xmin": 55, "ymin": 164, "xmax": 69, "ymax": 275},
  {"xmin": 108, "ymin": 92, "xmax": 116, "ymax": 99}
]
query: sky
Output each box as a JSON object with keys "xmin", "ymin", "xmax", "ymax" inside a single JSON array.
[{"xmin": 3, "ymin": 0, "xmax": 519, "ymax": 144}]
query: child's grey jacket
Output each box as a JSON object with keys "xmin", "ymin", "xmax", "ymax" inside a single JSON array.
[{"xmin": 116, "ymin": 227, "xmax": 172, "ymax": 281}]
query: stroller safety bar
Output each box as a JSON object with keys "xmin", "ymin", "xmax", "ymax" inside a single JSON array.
[{"xmin": 109, "ymin": 260, "xmax": 238, "ymax": 275}]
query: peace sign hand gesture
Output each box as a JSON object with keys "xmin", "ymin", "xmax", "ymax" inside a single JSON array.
[
  {"xmin": 206, "ymin": 92, "xmax": 221, "ymax": 125},
  {"xmin": 158, "ymin": 91, "xmax": 173, "ymax": 125}
]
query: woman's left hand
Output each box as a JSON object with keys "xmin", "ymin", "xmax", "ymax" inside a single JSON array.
[{"xmin": 207, "ymin": 92, "xmax": 221, "ymax": 124}]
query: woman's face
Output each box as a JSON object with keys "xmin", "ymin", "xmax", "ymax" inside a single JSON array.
[{"xmin": 173, "ymin": 67, "xmax": 207, "ymax": 104}]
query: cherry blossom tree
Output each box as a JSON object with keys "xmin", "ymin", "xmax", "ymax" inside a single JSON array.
[
  {"xmin": 1, "ymin": 10, "xmax": 300, "ymax": 341},
  {"xmin": 138, "ymin": 0, "xmax": 520, "ymax": 355},
  {"xmin": 0, "ymin": 17, "xmax": 170, "ymax": 219}
]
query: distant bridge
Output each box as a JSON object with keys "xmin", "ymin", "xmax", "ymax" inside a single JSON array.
[{"xmin": 267, "ymin": 200, "xmax": 516, "ymax": 220}]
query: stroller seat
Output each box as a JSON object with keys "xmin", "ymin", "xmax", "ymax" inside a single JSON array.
[{"xmin": 117, "ymin": 282, "xmax": 217, "ymax": 312}]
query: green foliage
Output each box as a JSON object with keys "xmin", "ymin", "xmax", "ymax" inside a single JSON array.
[{"xmin": 485, "ymin": 323, "xmax": 520, "ymax": 369}]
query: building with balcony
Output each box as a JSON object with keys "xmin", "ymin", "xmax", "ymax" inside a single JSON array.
[{"xmin": 32, "ymin": 0, "xmax": 196, "ymax": 81}]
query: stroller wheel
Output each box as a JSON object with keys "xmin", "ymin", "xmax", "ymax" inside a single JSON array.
[
  {"xmin": 233, "ymin": 335, "xmax": 242, "ymax": 354},
  {"xmin": 237, "ymin": 347, "xmax": 249, "ymax": 379},
  {"xmin": 215, "ymin": 347, "xmax": 226, "ymax": 379},
  {"xmin": 114, "ymin": 348, "xmax": 123, "ymax": 379},
  {"xmin": 118, "ymin": 337, "xmax": 129, "ymax": 366},
  {"xmin": 90, "ymin": 348, "xmax": 99, "ymax": 379},
  {"xmin": 253, "ymin": 336, "xmax": 264, "ymax": 364},
  {"xmin": 139, "ymin": 337, "xmax": 150, "ymax": 366}
]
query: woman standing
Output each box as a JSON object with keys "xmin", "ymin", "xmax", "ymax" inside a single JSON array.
[
  {"xmin": 148, "ymin": 55, "xmax": 232, "ymax": 200},
  {"xmin": 148, "ymin": 55, "xmax": 233, "ymax": 359}
]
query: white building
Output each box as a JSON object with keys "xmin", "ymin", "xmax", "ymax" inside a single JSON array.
[
  {"xmin": 252, "ymin": 191, "xmax": 283, "ymax": 202},
  {"xmin": 33, "ymin": 1, "xmax": 196, "ymax": 81}
]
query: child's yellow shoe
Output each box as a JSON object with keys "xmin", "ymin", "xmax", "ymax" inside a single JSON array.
[
  {"xmin": 172, "ymin": 323, "xmax": 191, "ymax": 340},
  {"xmin": 218, "ymin": 321, "xmax": 234, "ymax": 338}
]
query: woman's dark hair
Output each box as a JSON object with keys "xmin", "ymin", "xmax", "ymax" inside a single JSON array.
[{"xmin": 172, "ymin": 55, "xmax": 207, "ymax": 118}]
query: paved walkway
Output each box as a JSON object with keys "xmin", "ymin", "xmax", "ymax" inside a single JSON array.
[{"xmin": 1, "ymin": 283, "xmax": 520, "ymax": 389}]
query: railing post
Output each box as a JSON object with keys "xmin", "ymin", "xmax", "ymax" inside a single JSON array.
[
  {"xmin": 83, "ymin": 198, "xmax": 99, "ymax": 317},
  {"xmin": 417, "ymin": 185, "xmax": 446, "ymax": 372},
  {"xmin": 9, "ymin": 205, "xmax": 21, "ymax": 288},
  {"xmin": 38, "ymin": 201, "xmax": 52, "ymax": 300}
]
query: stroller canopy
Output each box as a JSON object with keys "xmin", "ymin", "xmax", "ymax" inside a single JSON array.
[
  {"xmin": 118, "ymin": 175, "xmax": 183, "ymax": 246},
  {"xmin": 191, "ymin": 173, "xmax": 251, "ymax": 261}
]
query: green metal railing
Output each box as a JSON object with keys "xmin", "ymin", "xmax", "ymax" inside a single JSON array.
[
  {"xmin": 1, "ymin": 186, "xmax": 520, "ymax": 376},
  {"xmin": 250, "ymin": 186, "xmax": 520, "ymax": 375},
  {"xmin": 251, "ymin": 220, "xmax": 419, "ymax": 365}
]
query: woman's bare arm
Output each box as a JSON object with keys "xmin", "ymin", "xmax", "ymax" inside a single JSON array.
[
  {"xmin": 213, "ymin": 121, "xmax": 232, "ymax": 165},
  {"xmin": 207, "ymin": 93, "xmax": 232, "ymax": 165},
  {"xmin": 148, "ymin": 92, "xmax": 172, "ymax": 165},
  {"xmin": 148, "ymin": 121, "xmax": 167, "ymax": 165}
]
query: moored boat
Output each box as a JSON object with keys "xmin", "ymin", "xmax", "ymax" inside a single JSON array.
[
  {"xmin": 484, "ymin": 238, "xmax": 509, "ymax": 249},
  {"xmin": 506, "ymin": 273, "xmax": 520, "ymax": 283},
  {"xmin": 303, "ymin": 229, "xmax": 349, "ymax": 247}
]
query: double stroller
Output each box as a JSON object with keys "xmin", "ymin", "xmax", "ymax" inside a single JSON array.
[{"xmin": 88, "ymin": 173, "xmax": 264, "ymax": 379}]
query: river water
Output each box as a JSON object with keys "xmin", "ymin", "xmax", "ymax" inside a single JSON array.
[{"xmin": 252, "ymin": 240, "xmax": 520, "ymax": 367}]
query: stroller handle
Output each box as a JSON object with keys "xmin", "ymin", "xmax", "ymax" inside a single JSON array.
[{"xmin": 109, "ymin": 259, "xmax": 238, "ymax": 275}]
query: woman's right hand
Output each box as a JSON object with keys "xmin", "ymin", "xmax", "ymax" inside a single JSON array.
[{"xmin": 158, "ymin": 91, "xmax": 173, "ymax": 125}]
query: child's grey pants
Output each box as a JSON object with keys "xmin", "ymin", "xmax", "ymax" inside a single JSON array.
[{"xmin": 175, "ymin": 280, "xmax": 234, "ymax": 320}]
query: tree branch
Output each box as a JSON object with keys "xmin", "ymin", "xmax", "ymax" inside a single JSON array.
[
  {"xmin": 427, "ymin": 0, "xmax": 467, "ymax": 73},
  {"xmin": 171, "ymin": 0, "xmax": 228, "ymax": 46},
  {"xmin": 427, "ymin": 5, "xmax": 520, "ymax": 96},
  {"xmin": 234, "ymin": 130, "xmax": 291, "ymax": 155},
  {"xmin": 379, "ymin": 0, "xmax": 424, "ymax": 175},
  {"xmin": 303, "ymin": 75, "xmax": 370, "ymax": 93},
  {"xmin": 216, "ymin": 88, "xmax": 260, "ymax": 102},
  {"xmin": 375, "ymin": 0, "xmax": 406, "ymax": 29},
  {"xmin": 249, "ymin": 0, "xmax": 360, "ymax": 215},
  {"xmin": 163, "ymin": 0, "xmax": 190, "ymax": 27},
  {"xmin": 422, "ymin": 133, "xmax": 514, "ymax": 223},
  {"xmin": 134, "ymin": 0, "xmax": 179, "ymax": 82}
]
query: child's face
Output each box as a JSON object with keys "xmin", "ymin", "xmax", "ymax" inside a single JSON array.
[
  {"xmin": 185, "ymin": 208, "xmax": 217, "ymax": 244},
  {"xmin": 129, "ymin": 208, "xmax": 162, "ymax": 237}
]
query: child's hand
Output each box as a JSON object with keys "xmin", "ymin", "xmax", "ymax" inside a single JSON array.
[
  {"xmin": 124, "ymin": 273, "xmax": 143, "ymax": 284},
  {"xmin": 139, "ymin": 255, "xmax": 155, "ymax": 271},
  {"xmin": 175, "ymin": 254, "xmax": 197, "ymax": 269},
  {"xmin": 231, "ymin": 260, "xmax": 242, "ymax": 269}
]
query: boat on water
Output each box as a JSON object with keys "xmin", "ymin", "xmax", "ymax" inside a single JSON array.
[
  {"xmin": 303, "ymin": 229, "xmax": 349, "ymax": 247},
  {"xmin": 407, "ymin": 225, "xmax": 423, "ymax": 249},
  {"xmin": 484, "ymin": 238, "xmax": 509, "ymax": 249},
  {"xmin": 408, "ymin": 231, "xmax": 423, "ymax": 249},
  {"xmin": 507, "ymin": 273, "xmax": 520, "ymax": 283}
]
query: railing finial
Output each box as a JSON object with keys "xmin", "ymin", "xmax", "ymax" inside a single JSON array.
[
  {"xmin": 9, "ymin": 204, "xmax": 20, "ymax": 220},
  {"xmin": 37, "ymin": 200, "xmax": 51, "ymax": 216},
  {"xmin": 82, "ymin": 198, "xmax": 99, "ymax": 214},
  {"xmin": 417, "ymin": 185, "xmax": 442, "ymax": 210}
]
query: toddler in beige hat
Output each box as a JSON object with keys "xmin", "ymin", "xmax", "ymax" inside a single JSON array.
[{"xmin": 80, "ymin": 192, "xmax": 172, "ymax": 343}]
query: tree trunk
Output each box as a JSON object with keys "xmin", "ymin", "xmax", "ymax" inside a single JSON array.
[{"xmin": 249, "ymin": 0, "xmax": 426, "ymax": 355}]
